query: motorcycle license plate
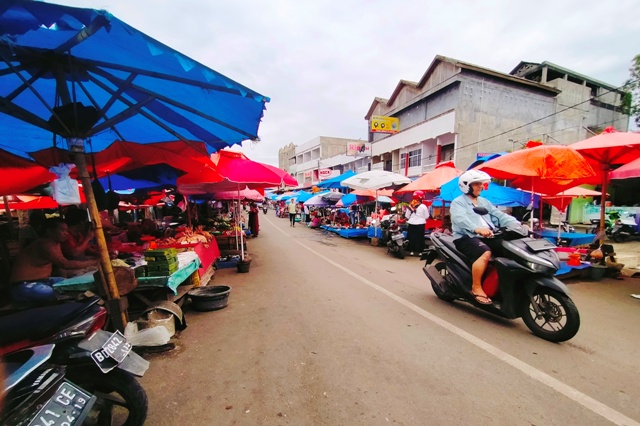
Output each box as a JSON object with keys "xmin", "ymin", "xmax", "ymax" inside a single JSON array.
[
  {"xmin": 28, "ymin": 381, "xmax": 96, "ymax": 426},
  {"xmin": 90, "ymin": 330, "xmax": 132, "ymax": 373},
  {"xmin": 392, "ymin": 233, "xmax": 404, "ymax": 241}
]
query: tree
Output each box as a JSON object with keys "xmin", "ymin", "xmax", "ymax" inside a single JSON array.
[{"xmin": 622, "ymin": 54, "xmax": 640, "ymax": 127}]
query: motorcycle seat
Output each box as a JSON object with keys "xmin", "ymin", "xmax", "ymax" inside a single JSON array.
[
  {"xmin": 436, "ymin": 234, "xmax": 472, "ymax": 266},
  {"xmin": 0, "ymin": 298, "xmax": 101, "ymax": 346}
]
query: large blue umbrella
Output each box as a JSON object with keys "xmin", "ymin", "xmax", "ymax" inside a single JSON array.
[
  {"xmin": 316, "ymin": 170, "xmax": 357, "ymax": 189},
  {"xmin": 440, "ymin": 177, "xmax": 539, "ymax": 207},
  {"xmin": 0, "ymin": 0, "xmax": 269, "ymax": 156}
]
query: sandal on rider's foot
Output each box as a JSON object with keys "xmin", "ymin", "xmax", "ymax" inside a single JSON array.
[{"xmin": 472, "ymin": 293, "xmax": 492, "ymax": 305}]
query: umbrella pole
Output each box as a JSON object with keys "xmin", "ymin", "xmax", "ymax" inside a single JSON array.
[
  {"xmin": 75, "ymin": 153, "xmax": 127, "ymax": 331},
  {"xmin": 599, "ymin": 167, "xmax": 608, "ymax": 245},
  {"xmin": 238, "ymin": 185, "xmax": 245, "ymax": 261},
  {"xmin": 186, "ymin": 196, "xmax": 192, "ymax": 228}
]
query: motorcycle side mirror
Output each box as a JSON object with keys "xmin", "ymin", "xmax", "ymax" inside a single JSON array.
[{"xmin": 473, "ymin": 206, "xmax": 489, "ymax": 215}]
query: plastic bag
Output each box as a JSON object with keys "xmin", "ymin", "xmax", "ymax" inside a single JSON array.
[
  {"xmin": 49, "ymin": 163, "xmax": 81, "ymax": 205},
  {"xmin": 127, "ymin": 326, "xmax": 172, "ymax": 347}
]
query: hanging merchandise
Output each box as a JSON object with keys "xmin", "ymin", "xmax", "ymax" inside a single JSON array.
[{"xmin": 49, "ymin": 163, "xmax": 81, "ymax": 205}]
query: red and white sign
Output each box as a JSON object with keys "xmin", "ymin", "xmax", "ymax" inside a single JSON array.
[{"xmin": 319, "ymin": 168, "xmax": 333, "ymax": 180}]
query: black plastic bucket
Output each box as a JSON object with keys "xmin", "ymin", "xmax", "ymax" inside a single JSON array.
[
  {"xmin": 236, "ymin": 261, "xmax": 251, "ymax": 273},
  {"xmin": 188, "ymin": 286, "xmax": 231, "ymax": 311}
]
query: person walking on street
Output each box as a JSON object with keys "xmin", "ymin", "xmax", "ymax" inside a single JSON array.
[
  {"xmin": 405, "ymin": 191, "xmax": 429, "ymax": 256},
  {"xmin": 288, "ymin": 199, "xmax": 297, "ymax": 227}
]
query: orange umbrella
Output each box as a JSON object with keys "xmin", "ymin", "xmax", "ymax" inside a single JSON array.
[
  {"xmin": 476, "ymin": 144, "xmax": 596, "ymax": 195},
  {"xmin": 395, "ymin": 161, "xmax": 462, "ymax": 193},
  {"xmin": 569, "ymin": 128, "xmax": 640, "ymax": 239}
]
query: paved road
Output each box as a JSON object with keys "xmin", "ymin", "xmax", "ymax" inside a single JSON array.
[{"xmin": 140, "ymin": 215, "xmax": 640, "ymax": 425}]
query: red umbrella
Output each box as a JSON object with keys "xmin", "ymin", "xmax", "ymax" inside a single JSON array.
[
  {"xmin": 569, "ymin": 128, "xmax": 640, "ymax": 239},
  {"xmin": 0, "ymin": 149, "xmax": 56, "ymax": 196},
  {"xmin": 395, "ymin": 161, "xmax": 462, "ymax": 193},
  {"xmin": 30, "ymin": 140, "xmax": 215, "ymax": 179},
  {"xmin": 177, "ymin": 149, "xmax": 297, "ymax": 193},
  {"xmin": 176, "ymin": 150, "xmax": 296, "ymax": 260},
  {"xmin": 476, "ymin": 144, "xmax": 596, "ymax": 195},
  {"xmin": 8, "ymin": 193, "xmax": 87, "ymax": 210},
  {"xmin": 609, "ymin": 156, "xmax": 640, "ymax": 180}
]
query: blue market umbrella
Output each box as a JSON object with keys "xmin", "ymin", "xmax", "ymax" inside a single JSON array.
[
  {"xmin": 440, "ymin": 176, "xmax": 539, "ymax": 207},
  {"xmin": 0, "ymin": 0, "xmax": 269, "ymax": 156},
  {"xmin": 316, "ymin": 170, "xmax": 357, "ymax": 189}
]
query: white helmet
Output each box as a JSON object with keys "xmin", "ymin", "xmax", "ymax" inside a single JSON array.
[{"xmin": 458, "ymin": 170, "xmax": 491, "ymax": 195}]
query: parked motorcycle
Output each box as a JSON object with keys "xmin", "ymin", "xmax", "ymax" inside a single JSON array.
[
  {"xmin": 421, "ymin": 207, "xmax": 580, "ymax": 342},
  {"xmin": 381, "ymin": 219, "xmax": 406, "ymax": 259},
  {"xmin": 0, "ymin": 297, "xmax": 149, "ymax": 425},
  {"xmin": 610, "ymin": 212, "xmax": 639, "ymax": 242},
  {"xmin": 1, "ymin": 344, "xmax": 97, "ymax": 425}
]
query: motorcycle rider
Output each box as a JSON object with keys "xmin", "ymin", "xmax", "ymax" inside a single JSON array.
[{"xmin": 450, "ymin": 170, "xmax": 519, "ymax": 305}]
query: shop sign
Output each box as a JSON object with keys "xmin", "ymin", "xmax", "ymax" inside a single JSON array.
[
  {"xmin": 370, "ymin": 116, "xmax": 399, "ymax": 134},
  {"xmin": 319, "ymin": 168, "xmax": 333, "ymax": 180},
  {"xmin": 347, "ymin": 142, "xmax": 372, "ymax": 156},
  {"xmin": 304, "ymin": 171, "xmax": 312, "ymax": 178}
]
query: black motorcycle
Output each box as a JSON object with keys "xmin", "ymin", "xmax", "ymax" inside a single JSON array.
[
  {"xmin": 1, "ymin": 344, "xmax": 97, "ymax": 426},
  {"xmin": 0, "ymin": 298, "xmax": 149, "ymax": 425},
  {"xmin": 421, "ymin": 207, "xmax": 580, "ymax": 343},
  {"xmin": 381, "ymin": 219, "xmax": 406, "ymax": 259}
]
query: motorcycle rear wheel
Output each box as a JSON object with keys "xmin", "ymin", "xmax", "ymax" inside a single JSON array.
[
  {"xmin": 521, "ymin": 288, "xmax": 580, "ymax": 343},
  {"xmin": 66, "ymin": 366, "xmax": 148, "ymax": 426},
  {"xmin": 396, "ymin": 246, "xmax": 405, "ymax": 259},
  {"xmin": 612, "ymin": 230, "xmax": 626, "ymax": 243}
]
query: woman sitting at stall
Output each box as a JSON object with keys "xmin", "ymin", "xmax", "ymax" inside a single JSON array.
[{"xmin": 61, "ymin": 207, "xmax": 97, "ymax": 260}]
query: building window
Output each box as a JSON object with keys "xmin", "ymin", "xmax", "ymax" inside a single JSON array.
[
  {"xmin": 400, "ymin": 149, "xmax": 422, "ymax": 169},
  {"xmin": 441, "ymin": 144, "xmax": 454, "ymax": 162}
]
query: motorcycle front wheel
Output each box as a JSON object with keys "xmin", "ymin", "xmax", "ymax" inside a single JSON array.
[
  {"xmin": 66, "ymin": 366, "xmax": 148, "ymax": 426},
  {"xmin": 521, "ymin": 287, "xmax": 580, "ymax": 343}
]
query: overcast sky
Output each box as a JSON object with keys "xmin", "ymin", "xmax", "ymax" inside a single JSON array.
[{"xmin": 50, "ymin": 0, "xmax": 640, "ymax": 166}]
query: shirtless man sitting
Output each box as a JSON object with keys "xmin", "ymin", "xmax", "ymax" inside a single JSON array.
[{"xmin": 9, "ymin": 218, "xmax": 99, "ymax": 301}]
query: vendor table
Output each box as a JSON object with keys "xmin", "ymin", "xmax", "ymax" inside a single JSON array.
[
  {"xmin": 337, "ymin": 228, "xmax": 368, "ymax": 239},
  {"xmin": 53, "ymin": 252, "xmax": 202, "ymax": 295},
  {"xmin": 539, "ymin": 229, "xmax": 595, "ymax": 247},
  {"xmin": 367, "ymin": 226, "xmax": 383, "ymax": 238}
]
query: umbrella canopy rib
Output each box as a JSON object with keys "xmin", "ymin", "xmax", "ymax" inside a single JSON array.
[{"xmin": 89, "ymin": 65, "xmax": 257, "ymax": 139}]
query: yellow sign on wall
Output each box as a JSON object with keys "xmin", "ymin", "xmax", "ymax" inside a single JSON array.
[{"xmin": 370, "ymin": 116, "xmax": 400, "ymax": 134}]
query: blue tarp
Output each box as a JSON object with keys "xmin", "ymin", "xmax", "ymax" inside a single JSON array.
[
  {"xmin": 316, "ymin": 170, "xmax": 357, "ymax": 189},
  {"xmin": 296, "ymin": 190, "xmax": 326, "ymax": 203},
  {"xmin": 0, "ymin": 1, "xmax": 269, "ymax": 157},
  {"xmin": 339, "ymin": 193, "xmax": 357, "ymax": 207},
  {"xmin": 440, "ymin": 177, "xmax": 540, "ymax": 207}
]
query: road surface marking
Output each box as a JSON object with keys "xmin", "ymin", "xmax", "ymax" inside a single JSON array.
[{"xmin": 270, "ymin": 219, "xmax": 639, "ymax": 426}]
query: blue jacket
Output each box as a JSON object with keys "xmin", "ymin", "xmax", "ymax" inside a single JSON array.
[{"xmin": 450, "ymin": 194, "xmax": 519, "ymax": 239}]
